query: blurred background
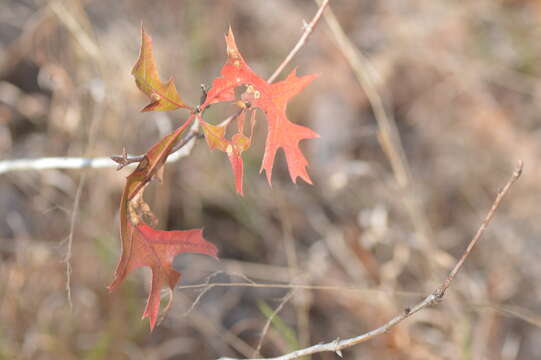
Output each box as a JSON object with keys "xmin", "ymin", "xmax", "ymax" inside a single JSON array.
[{"xmin": 1, "ymin": 0, "xmax": 541, "ymax": 359}]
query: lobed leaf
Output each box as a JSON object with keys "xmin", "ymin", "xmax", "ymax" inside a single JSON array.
[
  {"xmin": 201, "ymin": 110, "xmax": 255, "ymax": 195},
  {"xmin": 109, "ymin": 115, "xmax": 215, "ymax": 330},
  {"xmin": 201, "ymin": 28, "xmax": 319, "ymax": 186},
  {"xmin": 108, "ymin": 220, "xmax": 217, "ymax": 330},
  {"xmin": 112, "ymin": 25, "xmax": 320, "ymax": 330},
  {"xmin": 132, "ymin": 26, "xmax": 190, "ymax": 112}
]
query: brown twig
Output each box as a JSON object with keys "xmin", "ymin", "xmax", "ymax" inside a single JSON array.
[
  {"xmin": 171, "ymin": 128, "xmax": 201, "ymax": 153},
  {"xmin": 217, "ymin": 161, "xmax": 523, "ymax": 360},
  {"xmin": 176, "ymin": 275, "xmax": 540, "ymax": 328},
  {"xmin": 181, "ymin": 271, "xmax": 225, "ymax": 317},
  {"xmin": 218, "ymin": 106, "xmax": 246, "ymax": 128},
  {"xmin": 267, "ymin": 0, "xmax": 329, "ymax": 83},
  {"xmin": 65, "ymin": 173, "xmax": 85, "ymax": 309},
  {"xmin": 437, "ymin": 161, "xmax": 523, "ymax": 296},
  {"xmin": 63, "ymin": 25, "xmax": 106, "ymax": 307}
]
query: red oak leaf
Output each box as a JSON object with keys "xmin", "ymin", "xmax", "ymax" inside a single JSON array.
[
  {"xmin": 202, "ymin": 28, "xmax": 319, "ymax": 185},
  {"xmin": 200, "ymin": 110, "xmax": 255, "ymax": 195},
  {"xmin": 108, "ymin": 220, "xmax": 217, "ymax": 330},
  {"xmin": 132, "ymin": 26, "xmax": 191, "ymax": 112},
  {"xmin": 109, "ymin": 115, "xmax": 214, "ymax": 330}
]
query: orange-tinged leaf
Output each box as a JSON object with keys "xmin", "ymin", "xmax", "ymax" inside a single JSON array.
[
  {"xmin": 226, "ymin": 145, "xmax": 244, "ymax": 196},
  {"xmin": 257, "ymin": 69, "xmax": 319, "ymax": 185},
  {"xmin": 202, "ymin": 28, "xmax": 319, "ymax": 186},
  {"xmin": 200, "ymin": 121, "xmax": 228, "ymax": 152},
  {"xmin": 232, "ymin": 133, "xmax": 250, "ymax": 152},
  {"xmin": 115, "ymin": 116, "xmax": 193, "ymax": 280},
  {"xmin": 124, "ymin": 115, "xmax": 194, "ymax": 203},
  {"xmin": 201, "ymin": 111, "xmax": 255, "ymax": 196},
  {"xmin": 108, "ymin": 220, "xmax": 217, "ymax": 330},
  {"xmin": 110, "ymin": 116, "xmax": 204, "ymax": 330},
  {"xmin": 132, "ymin": 26, "xmax": 190, "ymax": 112}
]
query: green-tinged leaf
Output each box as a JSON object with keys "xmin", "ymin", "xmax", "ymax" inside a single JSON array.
[
  {"xmin": 201, "ymin": 121, "xmax": 228, "ymax": 151},
  {"xmin": 201, "ymin": 114, "xmax": 255, "ymax": 196},
  {"xmin": 132, "ymin": 26, "xmax": 190, "ymax": 112},
  {"xmin": 109, "ymin": 115, "xmax": 215, "ymax": 331}
]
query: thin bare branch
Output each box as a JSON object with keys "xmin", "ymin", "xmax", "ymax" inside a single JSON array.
[
  {"xmin": 267, "ymin": 0, "xmax": 329, "ymax": 83},
  {"xmin": 110, "ymin": 128, "xmax": 200, "ymax": 170},
  {"xmin": 0, "ymin": 134, "xmax": 197, "ymax": 175},
  {"xmin": 437, "ymin": 160, "xmax": 523, "ymax": 296},
  {"xmin": 0, "ymin": 156, "xmax": 117, "ymax": 174},
  {"xmin": 177, "ymin": 281, "xmax": 421, "ymax": 298},
  {"xmin": 65, "ymin": 173, "xmax": 85, "ymax": 309},
  {"xmin": 217, "ymin": 161, "xmax": 523, "ymax": 360},
  {"xmin": 181, "ymin": 271, "xmax": 225, "ymax": 317},
  {"xmin": 218, "ymin": 106, "xmax": 246, "ymax": 128}
]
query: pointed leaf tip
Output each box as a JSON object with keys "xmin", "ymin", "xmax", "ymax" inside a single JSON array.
[
  {"xmin": 202, "ymin": 27, "xmax": 319, "ymax": 190},
  {"xmin": 225, "ymin": 28, "xmax": 242, "ymax": 62},
  {"xmin": 131, "ymin": 28, "xmax": 190, "ymax": 112},
  {"xmin": 112, "ymin": 221, "xmax": 217, "ymax": 331},
  {"xmin": 201, "ymin": 120, "xmax": 250, "ymax": 196}
]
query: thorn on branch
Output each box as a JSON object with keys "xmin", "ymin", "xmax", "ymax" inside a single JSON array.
[
  {"xmin": 110, "ymin": 128, "xmax": 200, "ymax": 172},
  {"xmin": 110, "ymin": 148, "xmax": 145, "ymax": 170},
  {"xmin": 403, "ymin": 307, "xmax": 411, "ymax": 315},
  {"xmin": 333, "ymin": 337, "xmax": 342, "ymax": 357},
  {"xmin": 514, "ymin": 160, "xmax": 524, "ymax": 178}
]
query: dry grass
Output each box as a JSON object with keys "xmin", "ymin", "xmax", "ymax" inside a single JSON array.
[{"xmin": 1, "ymin": 0, "xmax": 541, "ymax": 359}]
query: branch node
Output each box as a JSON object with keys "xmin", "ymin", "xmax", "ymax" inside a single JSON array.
[
  {"xmin": 403, "ymin": 307, "xmax": 411, "ymax": 315},
  {"xmin": 514, "ymin": 160, "xmax": 524, "ymax": 178},
  {"xmin": 110, "ymin": 148, "xmax": 145, "ymax": 171},
  {"xmin": 333, "ymin": 337, "xmax": 342, "ymax": 357},
  {"xmin": 432, "ymin": 288, "xmax": 445, "ymax": 304}
]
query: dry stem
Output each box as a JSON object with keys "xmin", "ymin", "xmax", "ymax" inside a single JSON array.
[
  {"xmin": 217, "ymin": 160, "xmax": 523, "ymax": 360},
  {"xmin": 0, "ymin": 136, "xmax": 197, "ymax": 174}
]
